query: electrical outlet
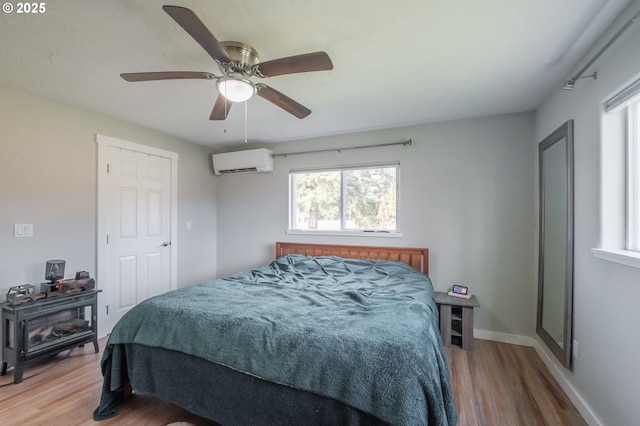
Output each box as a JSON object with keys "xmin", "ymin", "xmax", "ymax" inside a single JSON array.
[{"xmin": 573, "ymin": 339, "xmax": 579, "ymax": 359}]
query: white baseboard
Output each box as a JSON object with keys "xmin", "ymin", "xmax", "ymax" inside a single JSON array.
[
  {"xmin": 530, "ymin": 338, "xmax": 602, "ymax": 426},
  {"xmin": 474, "ymin": 329, "xmax": 602, "ymax": 426},
  {"xmin": 473, "ymin": 329, "xmax": 536, "ymax": 347}
]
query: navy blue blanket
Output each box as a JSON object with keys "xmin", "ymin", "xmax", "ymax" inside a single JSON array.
[{"xmin": 96, "ymin": 255, "xmax": 457, "ymax": 425}]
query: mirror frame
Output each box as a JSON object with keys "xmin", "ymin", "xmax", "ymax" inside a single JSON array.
[{"xmin": 536, "ymin": 119, "xmax": 574, "ymax": 369}]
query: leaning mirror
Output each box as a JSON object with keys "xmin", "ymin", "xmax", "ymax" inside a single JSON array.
[{"xmin": 537, "ymin": 120, "xmax": 574, "ymax": 369}]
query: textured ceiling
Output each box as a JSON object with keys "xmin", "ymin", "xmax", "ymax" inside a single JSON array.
[{"xmin": 0, "ymin": 0, "xmax": 633, "ymax": 148}]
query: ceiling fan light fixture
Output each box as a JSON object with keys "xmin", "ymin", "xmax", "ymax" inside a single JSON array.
[{"xmin": 217, "ymin": 76, "xmax": 255, "ymax": 102}]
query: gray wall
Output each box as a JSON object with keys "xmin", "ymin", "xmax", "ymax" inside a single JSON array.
[
  {"xmin": 534, "ymin": 3, "xmax": 640, "ymax": 425},
  {"xmin": 0, "ymin": 85, "xmax": 218, "ymax": 301},
  {"xmin": 216, "ymin": 113, "xmax": 536, "ymax": 338}
]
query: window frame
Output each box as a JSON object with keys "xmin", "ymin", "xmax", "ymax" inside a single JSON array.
[
  {"xmin": 592, "ymin": 77, "xmax": 640, "ymax": 267},
  {"xmin": 287, "ymin": 163, "xmax": 402, "ymax": 237},
  {"xmin": 627, "ymin": 100, "xmax": 640, "ymax": 252}
]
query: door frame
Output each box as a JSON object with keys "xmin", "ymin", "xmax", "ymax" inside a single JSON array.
[{"xmin": 96, "ymin": 134, "xmax": 178, "ymax": 337}]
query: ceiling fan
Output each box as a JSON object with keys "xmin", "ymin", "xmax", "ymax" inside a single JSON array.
[{"xmin": 120, "ymin": 5, "xmax": 333, "ymax": 120}]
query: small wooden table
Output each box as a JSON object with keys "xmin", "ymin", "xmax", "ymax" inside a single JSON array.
[{"xmin": 435, "ymin": 292, "xmax": 479, "ymax": 351}]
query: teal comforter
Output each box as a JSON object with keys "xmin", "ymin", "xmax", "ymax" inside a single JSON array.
[{"xmin": 101, "ymin": 254, "xmax": 457, "ymax": 425}]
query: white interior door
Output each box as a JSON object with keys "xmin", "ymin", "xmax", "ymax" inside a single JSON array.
[{"xmin": 96, "ymin": 135, "xmax": 178, "ymax": 335}]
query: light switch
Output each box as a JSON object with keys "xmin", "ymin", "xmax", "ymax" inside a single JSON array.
[
  {"xmin": 186, "ymin": 220, "xmax": 192, "ymax": 230},
  {"xmin": 14, "ymin": 224, "xmax": 34, "ymax": 238}
]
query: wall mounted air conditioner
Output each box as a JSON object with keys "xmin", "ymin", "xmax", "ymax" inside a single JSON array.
[{"xmin": 211, "ymin": 148, "xmax": 273, "ymax": 175}]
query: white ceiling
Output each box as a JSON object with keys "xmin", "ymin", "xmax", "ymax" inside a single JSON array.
[{"xmin": 0, "ymin": 0, "xmax": 633, "ymax": 148}]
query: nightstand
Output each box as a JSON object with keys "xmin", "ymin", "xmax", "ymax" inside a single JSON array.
[{"xmin": 434, "ymin": 292, "xmax": 479, "ymax": 350}]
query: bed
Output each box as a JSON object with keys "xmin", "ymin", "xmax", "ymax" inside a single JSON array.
[{"xmin": 94, "ymin": 242, "xmax": 457, "ymax": 426}]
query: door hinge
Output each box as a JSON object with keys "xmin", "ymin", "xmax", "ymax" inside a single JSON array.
[
  {"xmin": 106, "ymin": 305, "xmax": 109, "ymax": 315},
  {"xmin": 106, "ymin": 234, "xmax": 109, "ymax": 244},
  {"xmin": 107, "ymin": 163, "xmax": 110, "ymax": 173}
]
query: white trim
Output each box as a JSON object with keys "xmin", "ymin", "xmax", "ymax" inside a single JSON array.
[
  {"xmin": 286, "ymin": 229, "xmax": 403, "ymax": 238},
  {"xmin": 473, "ymin": 329, "xmax": 535, "ymax": 347},
  {"xmin": 288, "ymin": 161, "xmax": 400, "ymax": 174},
  {"xmin": 532, "ymin": 338, "xmax": 604, "ymax": 426},
  {"xmin": 591, "ymin": 247, "xmax": 640, "ymax": 269},
  {"xmin": 95, "ymin": 134, "xmax": 179, "ymax": 337},
  {"xmin": 474, "ymin": 330, "xmax": 603, "ymax": 426},
  {"xmin": 628, "ymin": 102, "xmax": 640, "ymax": 250},
  {"xmin": 97, "ymin": 134, "xmax": 179, "ymax": 160}
]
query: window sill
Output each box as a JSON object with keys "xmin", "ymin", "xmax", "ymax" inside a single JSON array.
[
  {"xmin": 286, "ymin": 229, "xmax": 403, "ymax": 238},
  {"xmin": 591, "ymin": 248, "xmax": 640, "ymax": 269}
]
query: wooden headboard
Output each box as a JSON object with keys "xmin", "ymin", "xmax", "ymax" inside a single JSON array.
[{"xmin": 275, "ymin": 242, "xmax": 429, "ymax": 274}]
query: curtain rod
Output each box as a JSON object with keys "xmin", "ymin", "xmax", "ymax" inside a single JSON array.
[
  {"xmin": 563, "ymin": 8, "xmax": 640, "ymax": 89},
  {"xmin": 272, "ymin": 139, "xmax": 412, "ymax": 158}
]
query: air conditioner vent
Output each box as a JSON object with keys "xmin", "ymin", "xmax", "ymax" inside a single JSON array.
[{"xmin": 218, "ymin": 167, "xmax": 258, "ymax": 175}]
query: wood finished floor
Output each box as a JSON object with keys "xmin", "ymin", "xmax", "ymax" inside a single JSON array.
[
  {"xmin": 0, "ymin": 338, "xmax": 586, "ymax": 426},
  {"xmin": 444, "ymin": 340, "xmax": 586, "ymax": 426}
]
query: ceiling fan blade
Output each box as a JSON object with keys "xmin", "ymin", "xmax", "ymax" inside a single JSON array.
[
  {"xmin": 120, "ymin": 71, "xmax": 215, "ymax": 82},
  {"xmin": 257, "ymin": 85, "xmax": 311, "ymax": 119},
  {"xmin": 256, "ymin": 52, "xmax": 333, "ymax": 77},
  {"xmin": 162, "ymin": 5, "xmax": 231, "ymax": 63},
  {"xmin": 210, "ymin": 94, "xmax": 232, "ymax": 120}
]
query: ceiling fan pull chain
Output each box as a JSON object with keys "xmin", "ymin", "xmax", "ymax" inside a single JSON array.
[
  {"xmin": 223, "ymin": 96, "xmax": 228, "ymax": 133},
  {"xmin": 244, "ymin": 101, "xmax": 248, "ymax": 144}
]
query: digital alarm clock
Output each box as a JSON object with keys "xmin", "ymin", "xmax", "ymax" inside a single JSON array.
[{"xmin": 452, "ymin": 285, "xmax": 468, "ymax": 295}]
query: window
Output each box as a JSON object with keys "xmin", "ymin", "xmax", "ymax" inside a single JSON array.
[
  {"xmin": 289, "ymin": 164, "xmax": 399, "ymax": 234},
  {"xmin": 628, "ymin": 99, "xmax": 640, "ymax": 251},
  {"xmin": 594, "ymin": 77, "xmax": 640, "ymax": 267}
]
